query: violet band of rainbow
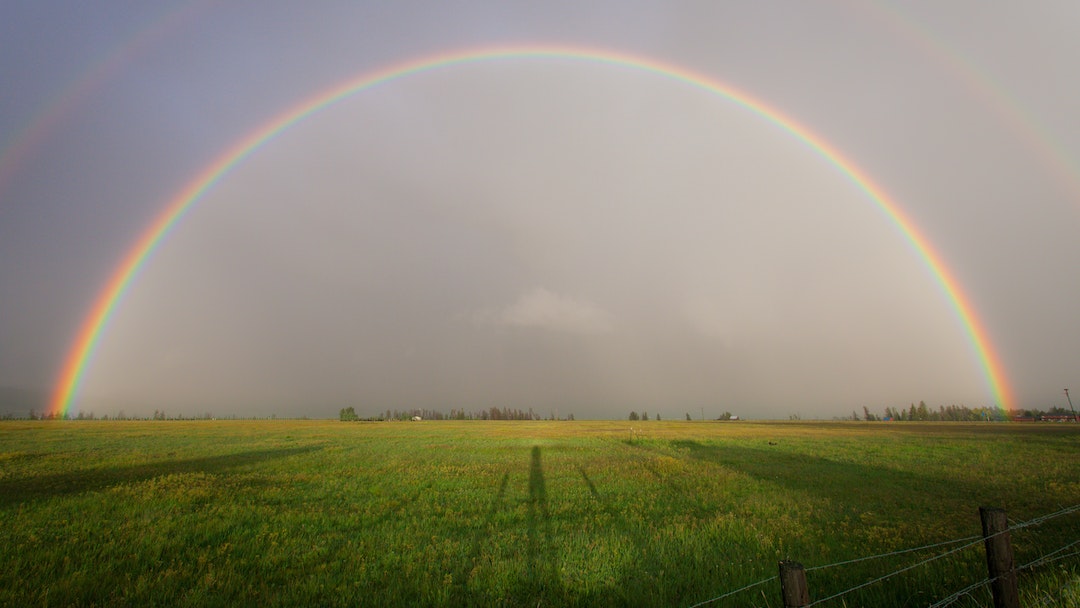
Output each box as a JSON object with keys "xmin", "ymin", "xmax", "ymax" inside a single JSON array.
[{"xmin": 49, "ymin": 46, "xmax": 1014, "ymax": 416}]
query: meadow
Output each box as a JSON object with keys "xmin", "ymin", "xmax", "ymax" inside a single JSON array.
[{"xmin": 1, "ymin": 420, "xmax": 1077, "ymax": 607}]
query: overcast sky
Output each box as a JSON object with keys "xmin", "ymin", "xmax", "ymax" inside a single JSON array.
[{"xmin": 2, "ymin": 1, "xmax": 1079, "ymax": 419}]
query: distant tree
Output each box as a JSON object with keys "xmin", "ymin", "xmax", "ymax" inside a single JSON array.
[
  {"xmin": 642, "ymin": 411, "xmax": 649, "ymax": 421},
  {"xmin": 567, "ymin": 413, "xmax": 575, "ymax": 421},
  {"xmin": 686, "ymin": 412, "xmax": 692, "ymax": 421},
  {"xmin": 339, "ymin": 406, "xmax": 358, "ymax": 422},
  {"xmin": 629, "ymin": 411, "xmax": 640, "ymax": 421},
  {"xmin": 719, "ymin": 411, "xmax": 733, "ymax": 421},
  {"xmin": 655, "ymin": 413, "xmax": 661, "ymax": 421},
  {"xmin": 916, "ymin": 400, "xmax": 930, "ymax": 421}
]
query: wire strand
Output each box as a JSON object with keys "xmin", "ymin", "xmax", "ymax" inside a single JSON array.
[
  {"xmin": 688, "ymin": 504, "xmax": 1080, "ymax": 608},
  {"xmin": 685, "ymin": 575, "xmax": 778, "ymax": 608},
  {"xmin": 805, "ymin": 503, "xmax": 1078, "ymax": 581},
  {"xmin": 1011, "ymin": 503, "xmax": 1080, "ymax": 530},
  {"xmin": 807, "ymin": 535, "xmax": 982, "ymax": 572},
  {"xmin": 1020, "ymin": 539, "xmax": 1080, "ymax": 571},
  {"xmin": 926, "ymin": 522, "xmax": 1080, "ymax": 607},
  {"xmin": 805, "ymin": 537, "xmax": 987, "ymax": 606},
  {"xmin": 926, "ymin": 577, "xmax": 992, "ymax": 608}
]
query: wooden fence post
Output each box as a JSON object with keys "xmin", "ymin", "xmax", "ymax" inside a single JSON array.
[
  {"xmin": 778, "ymin": 560, "xmax": 809, "ymax": 608},
  {"xmin": 980, "ymin": 506, "xmax": 1019, "ymax": 608}
]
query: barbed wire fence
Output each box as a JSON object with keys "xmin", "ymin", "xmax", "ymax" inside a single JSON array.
[{"xmin": 687, "ymin": 503, "xmax": 1080, "ymax": 608}]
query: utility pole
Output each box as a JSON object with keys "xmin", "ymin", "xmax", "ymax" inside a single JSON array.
[{"xmin": 1066, "ymin": 389, "xmax": 1076, "ymax": 422}]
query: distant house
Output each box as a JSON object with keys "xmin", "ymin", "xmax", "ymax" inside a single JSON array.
[{"xmin": 411, "ymin": 416, "xmax": 422, "ymax": 422}]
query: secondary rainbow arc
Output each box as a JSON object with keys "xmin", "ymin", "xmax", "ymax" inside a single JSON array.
[{"xmin": 49, "ymin": 45, "xmax": 1014, "ymax": 415}]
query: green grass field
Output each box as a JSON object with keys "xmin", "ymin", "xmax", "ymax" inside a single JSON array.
[{"xmin": 2, "ymin": 420, "xmax": 1078, "ymax": 607}]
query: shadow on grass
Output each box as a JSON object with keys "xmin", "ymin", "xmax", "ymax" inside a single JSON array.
[
  {"xmin": 445, "ymin": 447, "xmax": 569, "ymax": 607},
  {"xmin": 518, "ymin": 446, "xmax": 565, "ymax": 603},
  {"xmin": 669, "ymin": 439, "xmax": 994, "ymax": 513},
  {"xmin": 0, "ymin": 445, "xmax": 323, "ymax": 508}
]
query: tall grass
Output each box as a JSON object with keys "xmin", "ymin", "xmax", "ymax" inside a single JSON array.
[{"xmin": 1, "ymin": 420, "xmax": 1077, "ymax": 606}]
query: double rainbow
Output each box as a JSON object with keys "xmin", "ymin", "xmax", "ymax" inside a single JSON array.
[{"xmin": 49, "ymin": 46, "xmax": 1014, "ymax": 416}]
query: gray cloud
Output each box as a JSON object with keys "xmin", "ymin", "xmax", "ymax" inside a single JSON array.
[{"xmin": 474, "ymin": 288, "xmax": 615, "ymax": 335}]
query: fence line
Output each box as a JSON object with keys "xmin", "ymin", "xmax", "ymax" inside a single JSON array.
[
  {"xmin": 809, "ymin": 501, "xmax": 1078, "ymax": 579},
  {"xmin": 681, "ymin": 504, "xmax": 1079, "ymax": 608},
  {"xmin": 683, "ymin": 533, "xmax": 989, "ymax": 608},
  {"xmin": 805, "ymin": 536, "xmax": 988, "ymax": 606},
  {"xmin": 928, "ymin": 537, "xmax": 1080, "ymax": 608},
  {"xmin": 685, "ymin": 529, "xmax": 992, "ymax": 607},
  {"xmin": 807, "ymin": 504, "xmax": 1080, "ymax": 607}
]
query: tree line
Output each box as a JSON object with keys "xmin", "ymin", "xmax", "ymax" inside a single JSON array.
[
  {"xmin": 853, "ymin": 402, "xmax": 1076, "ymax": 422},
  {"xmin": 339, "ymin": 406, "xmax": 574, "ymax": 422},
  {"xmin": 12, "ymin": 410, "xmax": 305, "ymax": 421}
]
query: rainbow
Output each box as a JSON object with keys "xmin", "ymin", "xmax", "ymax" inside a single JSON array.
[
  {"xmin": 0, "ymin": 0, "xmax": 214, "ymax": 198},
  {"xmin": 48, "ymin": 45, "xmax": 1014, "ymax": 416},
  {"xmin": 852, "ymin": 1, "xmax": 1080, "ymax": 206}
]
